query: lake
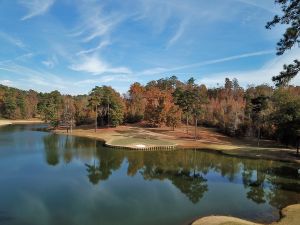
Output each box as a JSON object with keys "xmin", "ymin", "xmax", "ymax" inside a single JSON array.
[{"xmin": 0, "ymin": 124, "xmax": 299, "ymax": 225}]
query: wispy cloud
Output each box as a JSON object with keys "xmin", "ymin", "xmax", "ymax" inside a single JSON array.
[
  {"xmin": 134, "ymin": 0, "xmax": 267, "ymax": 48},
  {"xmin": 141, "ymin": 50, "xmax": 275, "ymax": 75},
  {"xmin": 167, "ymin": 20, "xmax": 187, "ymax": 47},
  {"xmin": 15, "ymin": 53, "xmax": 34, "ymax": 61},
  {"xmin": 0, "ymin": 53, "xmax": 34, "ymax": 65},
  {"xmin": 197, "ymin": 48, "xmax": 300, "ymax": 87},
  {"xmin": 76, "ymin": 40, "xmax": 111, "ymax": 56},
  {"xmin": 68, "ymin": 0, "xmax": 127, "ymax": 75},
  {"xmin": 0, "ymin": 32, "xmax": 26, "ymax": 49},
  {"xmin": 235, "ymin": 0, "xmax": 279, "ymax": 14},
  {"xmin": 69, "ymin": 55, "xmax": 131, "ymax": 75},
  {"xmin": 0, "ymin": 61, "xmax": 67, "ymax": 91},
  {"xmin": 42, "ymin": 55, "xmax": 58, "ymax": 68},
  {"xmin": 74, "ymin": 75, "xmax": 133, "ymax": 86},
  {"xmin": 20, "ymin": 0, "xmax": 55, "ymax": 21},
  {"xmin": 71, "ymin": 1, "xmax": 124, "ymax": 43}
]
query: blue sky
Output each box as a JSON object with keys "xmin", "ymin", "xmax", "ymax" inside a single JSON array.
[{"xmin": 0, "ymin": 0, "xmax": 299, "ymax": 94}]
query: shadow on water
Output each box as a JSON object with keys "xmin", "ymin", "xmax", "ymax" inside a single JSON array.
[
  {"xmin": 0, "ymin": 211, "xmax": 13, "ymax": 224},
  {"xmin": 42, "ymin": 132, "xmax": 300, "ymax": 209}
]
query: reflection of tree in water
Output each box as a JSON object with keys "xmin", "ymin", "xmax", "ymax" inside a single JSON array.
[
  {"xmin": 85, "ymin": 161, "xmax": 102, "ymax": 185},
  {"xmin": 63, "ymin": 136, "xmax": 73, "ymax": 163},
  {"xmin": 242, "ymin": 161, "xmax": 300, "ymax": 208},
  {"xmin": 88, "ymin": 148, "xmax": 300, "ymax": 206},
  {"xmin": 242, "ymin": 164, "xmax": 267, "ymax": 204},
  {"xmin": 42, "ymin": 135, "xmax": 300, "ymax": 207},
  {"xmin": 43, "ymin": 134, "xmax": 60, "ymax": 165},
  {"xmin": 143, "ymin": 168, "xmax": 208, "ymax": 204},
  {"xmin": 85, "ymin": 147, "xmax": 124, "ymax": 185},
  {"xmin": 97, "ymin": 148, "xmax": 124, "ymax": 179},
  {"xmin": 267, "ymin": 166, "xmax": 300, "ymax": 209},
  {"xmin": 43, "ymin": 134, "xmax": 97, "ymax": 165}
]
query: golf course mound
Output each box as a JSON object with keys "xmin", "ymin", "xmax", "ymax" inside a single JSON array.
[{"xmin": 105, "ymin": 137, "xmax": 177, "ymax": 150}]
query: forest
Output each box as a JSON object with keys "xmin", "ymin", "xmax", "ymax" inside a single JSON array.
[{"xmin": 0, "ymin": 76, "xmax": 299, "ymax": 147}]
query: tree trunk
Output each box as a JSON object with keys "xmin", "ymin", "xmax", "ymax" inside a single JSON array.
[
  {"xmin": 95, "ymin": 105, "xmax": 97, "ymax": 132},
  {"xmin": 107, "ymin": 101, "xmax": 110, "ymax": 128},
  {"xmin": 186, "ymin": 115, "xmax": 189, "ymax": 134},
  {"xmin": 194, "ymin": 117, "xmax": 197, "ymax": 140},
  {"xmin": 257, "ymin": 127, "xmax": 260, "ymax": 147},
  {"xmin": 297, "ymin": 137, "xmax": 299, "ymax": 155}
]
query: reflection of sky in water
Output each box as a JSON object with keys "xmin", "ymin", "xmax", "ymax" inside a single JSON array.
[{"xmin": 0, "ymin": 124, "xmax": 299, "ymax": 225}]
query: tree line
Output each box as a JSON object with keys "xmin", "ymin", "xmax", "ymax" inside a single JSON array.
[{"xmin": 0, "ymin": 76, "xmax": 299, "ymax": 147}]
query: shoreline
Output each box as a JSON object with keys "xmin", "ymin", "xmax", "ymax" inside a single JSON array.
[
  {"xmin": 54, "ymin": 125, "xmax": 300, "ymax": 164},
  {"xmin": 0, "ymin": 119, "xmax": 43, "ymax": 126},
  {"xmin": 191, "ymin": 204, "xmax": 300, "ymax": 225}
]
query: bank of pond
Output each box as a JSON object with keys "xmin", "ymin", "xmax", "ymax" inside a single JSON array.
[{"xmin": 0, "ymin": 124, "xmax": 299, "ymax": 225}]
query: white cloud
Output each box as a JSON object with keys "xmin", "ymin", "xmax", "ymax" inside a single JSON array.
[
  {"xmin": 0, "ymin": 32, "xmax": 26, "ymax": 49},
  {"xmin": 20, "ymin": 0, "xmax": 55, "ymax": 20},
  {"xmin": 0, "ymin": 80, "xmax": 13, "ymax": 86},
  {"xmin": 70, "ymin": 55, "xmax": 131, "ymax": 75},
  {"xmin": 197, "ymin": 48, "xmax": 300, "ymax": 87}
]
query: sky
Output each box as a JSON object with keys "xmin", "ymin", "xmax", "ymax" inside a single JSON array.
[{"xmin": 0, "ymin": 0, "xmax": 299, "ymax": 95}]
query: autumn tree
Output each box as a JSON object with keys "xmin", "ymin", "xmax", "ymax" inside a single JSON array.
[
  {"xmin": 74, "ymin": 95, "xmax": 93, "ymax": 126},
  {"xmin": 144, "ymin": 77, "xmax": 182, "ymax": 128},
  {"xmin": 26, "ymin": 90, "xmax": 39, "ymax": 118},
  {"xmin": 144, "ymin": 85, "xmax": 165, "ymax": 127},
  {"xmin": 61, "ymin": 95, "xmax": 76, "ymax": 133},
  {"xmin": 125, "ymin": 82, "xmax": 146, "ymax": 123},
  {"xmin": 166, "ymin": 105, "xmax": 181, "ymax": 130}
]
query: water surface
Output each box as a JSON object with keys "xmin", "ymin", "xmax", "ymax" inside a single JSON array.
[{"xmin": 0, "ymin": 124, "xmax": 299, "ymax": 225}]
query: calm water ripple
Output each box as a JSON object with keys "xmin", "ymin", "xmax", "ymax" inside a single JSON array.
[{"xmin": 0, "ymin": 124, "xmax": 299, "ymax": 225}]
